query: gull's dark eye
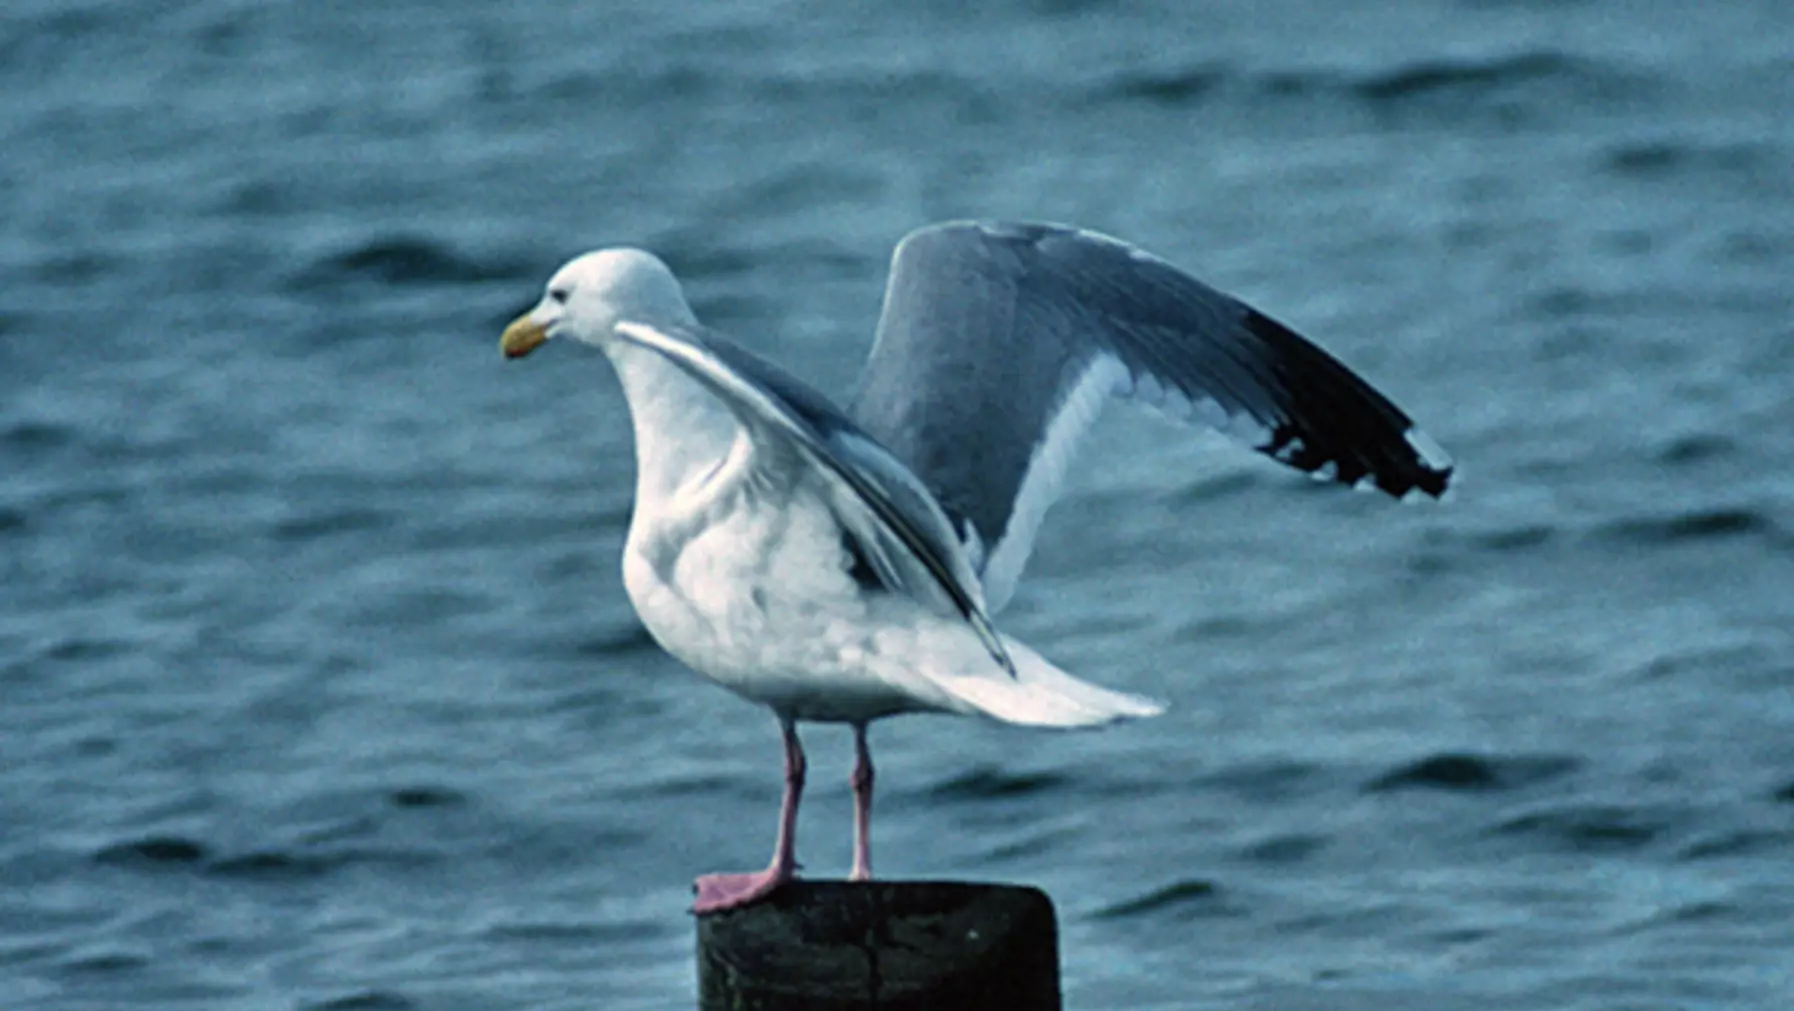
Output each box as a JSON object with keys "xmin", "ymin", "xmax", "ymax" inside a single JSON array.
[{"xmin": 549, "ymin": 287, "xmax": 570, "ymax": 305}]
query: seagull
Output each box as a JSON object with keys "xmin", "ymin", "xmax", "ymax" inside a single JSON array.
[{"xmin": 498, "ymin": 221, "xmax": 1452, "ymax": 913}]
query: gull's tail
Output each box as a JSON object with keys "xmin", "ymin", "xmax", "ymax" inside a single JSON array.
[{"xmin": 927, "ymin": 637, "xmax": 1166, "ymax": 728}]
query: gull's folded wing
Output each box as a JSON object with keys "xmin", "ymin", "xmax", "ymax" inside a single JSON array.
[{"xmin": 613, "ymin": 320, "xmax": 1015, "ymax": 676}]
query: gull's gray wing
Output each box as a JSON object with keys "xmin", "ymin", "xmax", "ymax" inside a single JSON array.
[
  {"xmin": 850, "ymin": 220, "xmax": 1454, "ymax": 612},
  {"xmin": 612, "ymin": 320, "xmax": 1014, "ymax": 676}
]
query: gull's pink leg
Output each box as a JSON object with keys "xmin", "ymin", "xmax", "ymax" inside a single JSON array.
[
  {"xmin": 694, "ymin": 719, "xmax": 804, "ymax": 914},
  {"xmin": 849, "ymin": 722, "xmax": 874, "ymax": 882}
]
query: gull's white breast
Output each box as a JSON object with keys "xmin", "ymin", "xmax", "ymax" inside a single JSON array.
[{"xmin": 621, "ymin": 465, "xmax": 974, "ymax": 723}]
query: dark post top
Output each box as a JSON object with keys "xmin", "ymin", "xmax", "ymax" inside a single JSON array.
[{"xmin": 696, "ymin": 880, "xmax": 1060, "ymax": 1011}]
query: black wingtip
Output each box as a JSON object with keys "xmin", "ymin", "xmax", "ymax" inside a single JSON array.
[{"xmin": 1242, "ymin": 309, "xmax": 1454, "ymax": 501}]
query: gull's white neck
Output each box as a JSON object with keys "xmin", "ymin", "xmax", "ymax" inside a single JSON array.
[{"xmin": 601, "ymin": 335, "xmax": 738, "ymax": 508}]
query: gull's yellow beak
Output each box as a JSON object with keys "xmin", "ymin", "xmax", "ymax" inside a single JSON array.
[{"xmin": 500, "ymin": 313, "xmax": 549, "ymax": 359}]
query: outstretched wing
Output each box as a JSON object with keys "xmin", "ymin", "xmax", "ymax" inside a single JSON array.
[
  {"xmin": 850, "ymin": 220, "xmax": 1454, "ymax": 612},
  {"xmin": 613, "ymin": 319, "xmax": 1015, "ymax": 676}
]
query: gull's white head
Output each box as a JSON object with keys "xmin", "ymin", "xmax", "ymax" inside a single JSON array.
[{"xmin": 500, "ymin": 248, "xmax": 695, "ymax": 359}]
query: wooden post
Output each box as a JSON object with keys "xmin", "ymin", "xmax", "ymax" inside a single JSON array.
[{"xmin": 696, "ymin": 881, "xmax": 1060, "ymax": 1011}]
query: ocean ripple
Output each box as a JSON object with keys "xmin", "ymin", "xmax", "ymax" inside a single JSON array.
[
  {"xmin": 929, "ymin": 766, "xmax": 1074, "ymax": 801},
  {"xmin": 291, "ymin": 235, "xmax": 535, "ymax": 290},
  {"xmin": 1092, "ymin": 879, "xmax": 1230, "ymax": 921},
  {"xmin": 1092, "ymin": 50, "xmax": 1640, "ymax": 124},
  {"xmin": 386, "ymin": 786, "xmax": 466, "ymax": 810},
  {"xmin": 1678, "ymin": 829, "xmax": 1794, "ymax": 861},
  {"xmin": 1596, "ymin": 507, "xmax": 1780, "ymax": 546},
  {"xmin": 93, "ymin": 837, "xmax": 208, "ymax": 868},
  {"xmin": 1492, "ymin": 804, "xmax": 1668, "ymax": 853},
  {"xmin": 300, "ymin": 992, "xmax": 416, "ymax": 1011},
  {"xmin": 1367, "ymin": 752, "xmax": 1581, "ymax": 793}
]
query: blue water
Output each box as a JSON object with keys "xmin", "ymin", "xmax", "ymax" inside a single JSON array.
[{"xmin": 5, "ymin": 2, "xmax": 1794, "ymax": 1008}]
